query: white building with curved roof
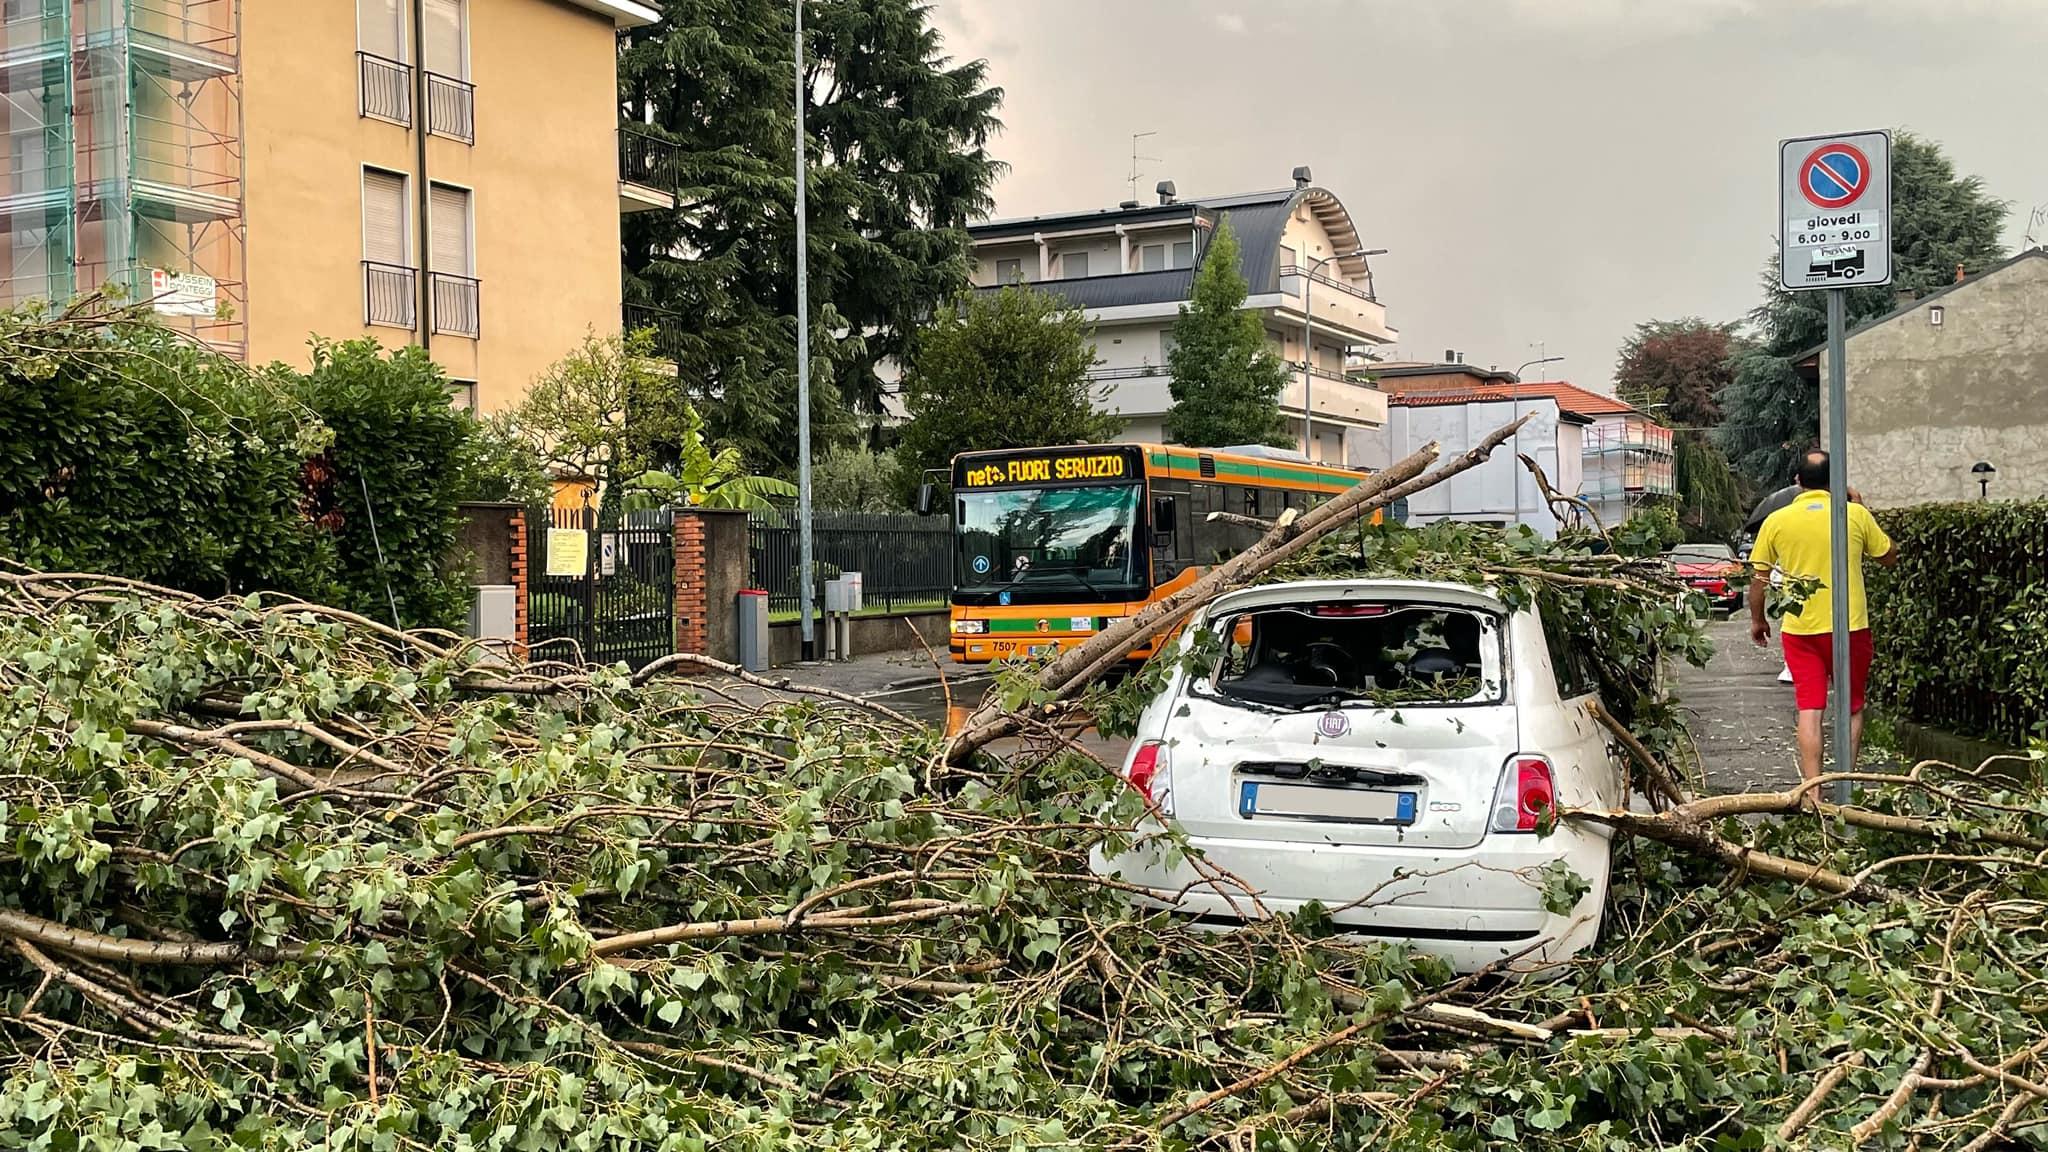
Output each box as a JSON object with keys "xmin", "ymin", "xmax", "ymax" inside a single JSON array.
[{"xmin": 964, "ymin": 167, "xmax": 1398, "ymax": 467}]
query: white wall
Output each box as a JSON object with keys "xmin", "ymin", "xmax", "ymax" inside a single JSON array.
[{"xmin": 1387, "ymin": 398, "xmax": 1567, "ymax": 537}]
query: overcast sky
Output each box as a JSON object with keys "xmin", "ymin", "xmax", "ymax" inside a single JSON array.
[{"xmin": 928, "ymin": 0, "xmax": 2048, "ymax": 391}]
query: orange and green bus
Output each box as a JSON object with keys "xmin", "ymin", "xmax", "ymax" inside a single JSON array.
[{"xmin": 943, "ymin": 443, "xmax": 1375, "ymax": 665}]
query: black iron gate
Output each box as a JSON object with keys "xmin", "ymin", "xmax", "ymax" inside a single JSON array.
[{"xmin": 527, "ymin": 505, "xmax": 675, "ymax": 669}]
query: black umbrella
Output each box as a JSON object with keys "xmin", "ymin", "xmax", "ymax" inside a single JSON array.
[{"xmin": 1744, "ymin": 484, "xmax": 1802, "ymax": 534}]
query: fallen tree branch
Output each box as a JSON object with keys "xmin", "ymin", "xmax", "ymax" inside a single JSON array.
[
  {"xmin": 1778, "ymin": 1049, "xmax": 1867, "ymax": 1141},
  {"xmin": 947, "ymin": 416, "xmax": 1533, "ymax": 765},
  {"xmin": 0, "ymin": 908, "xmax": 257, "ymax": 966}
]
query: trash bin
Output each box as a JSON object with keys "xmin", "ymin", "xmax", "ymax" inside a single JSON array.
[{"xmin": 736, "ymin": 589, "xmax": 769, "ymax": 672}]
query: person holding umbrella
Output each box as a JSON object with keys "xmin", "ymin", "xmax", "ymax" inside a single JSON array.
[{"xmin": 1746, "ymin": 450, "xmax": 1898, "ymax": 793}]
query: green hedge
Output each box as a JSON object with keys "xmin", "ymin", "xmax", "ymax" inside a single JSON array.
[
  {"xmin": 1868, "ymin": 501, "xmax": 2048, "ymax": 747},
  {"xmin": 0, "ymin": 308, "xmax": 515, "ymax": 632}
]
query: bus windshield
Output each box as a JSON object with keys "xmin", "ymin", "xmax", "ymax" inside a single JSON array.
[{"xmin": 957, "ymin": 484, "xmax": 1143, "ymax": 601}]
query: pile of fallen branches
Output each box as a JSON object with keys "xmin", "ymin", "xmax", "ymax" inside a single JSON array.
[{"xmin": 5, "ymin": 425, "xmax": 2048, "ymax": 1149}]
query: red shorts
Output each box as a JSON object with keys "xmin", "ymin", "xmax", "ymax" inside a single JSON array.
[{"xmin": 1781, "ymin": 629, "xmax": 1873, "ymax": 713}]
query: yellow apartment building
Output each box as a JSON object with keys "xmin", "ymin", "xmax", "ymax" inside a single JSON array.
[{"xmin": 0, "ymin": 0, "xmax": 669, "ymax": 412}]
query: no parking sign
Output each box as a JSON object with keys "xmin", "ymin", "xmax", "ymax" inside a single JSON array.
[{"xmin": 1779, "ymin": 130, "xmax": 1891, "ymax": 291}]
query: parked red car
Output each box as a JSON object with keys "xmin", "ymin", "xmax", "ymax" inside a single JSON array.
[{"xmin": 1664, "ymin": 544, "xmax": 1745, "ymax": 613}]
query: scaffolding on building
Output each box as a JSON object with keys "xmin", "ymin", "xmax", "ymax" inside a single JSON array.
[
  {"xmin": 1, "ymin": 0, "xmax": 242, "ymax": 355},
  {"xmin": 1582, "ymin": 420, "xmax": 1676, "ymax": 499}
]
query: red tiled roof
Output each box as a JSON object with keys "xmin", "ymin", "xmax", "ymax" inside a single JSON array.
[
  {"xmin": 1389, "ymin": 389, "xmax": 1513, "ymax": 406},
  {"xmin": 1381, "ymin": 377, "xmax": 1640, "ymax": 420}
]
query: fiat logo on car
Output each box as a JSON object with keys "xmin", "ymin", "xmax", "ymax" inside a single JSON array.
[{"xmin": 1316, "ymin": 711, "xmax": 1349, "ymax": 738}]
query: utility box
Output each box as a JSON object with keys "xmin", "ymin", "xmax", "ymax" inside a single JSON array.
[
  {"xmin": 824, "ymin": 572, "xmax": 864, "ymax": 614},
  {"xmin": 736, "ymin": 589, "xmax": 769, "ymax": 672},
  {"xmin": 470, "ymin": 585, "xmax": 516, "ymax": 640}
]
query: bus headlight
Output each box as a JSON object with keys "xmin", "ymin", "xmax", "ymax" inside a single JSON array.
[{"xmin": 953, "ymin": 619, "xmax": 988, "ymax": 635}]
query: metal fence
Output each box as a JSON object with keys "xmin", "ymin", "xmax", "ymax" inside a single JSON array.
[
  {"xmin": 748, "ymin": 508, "xmax": 952, "ymax": 617},
  {"xmin": 528, "ymin": 505, "xmax": 675, "ymax": 670}
]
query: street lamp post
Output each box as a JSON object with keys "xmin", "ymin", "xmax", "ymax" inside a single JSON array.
[
  {"xmin": 793, "ymin": 0, "xmax": 817, "ymax": 660},
  {"xmin": 1972, "ymin": 460, "xmax": 1997, "ymax": 501},
  {"xmin": 1299, "ymin": 248, "xmax": 1384, "ymax": 461},
  {"xmin": 1509, "ymin": 354, "xmax": 1563, "ymax": 527}
]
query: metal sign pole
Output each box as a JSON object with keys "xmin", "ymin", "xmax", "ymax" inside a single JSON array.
[
  {"xmin": 1779, "ymin": 128, "xmax": 1888, "ymax": 804},
  {"xmin": 1825, "ymin": 287, "xmax": 1852, "ymax": 804}
]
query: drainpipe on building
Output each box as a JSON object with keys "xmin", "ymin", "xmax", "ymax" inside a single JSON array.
[{"xmin": 413, "ymin": 0, "xmax": 432, "ymax": 351}]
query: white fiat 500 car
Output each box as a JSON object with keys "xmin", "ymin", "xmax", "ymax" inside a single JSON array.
[{"xmin": 1093, "ymin": 579, "xmax": 1624, "ymax": 974}]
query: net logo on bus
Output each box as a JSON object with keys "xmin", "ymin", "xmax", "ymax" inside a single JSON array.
[{"xmin": 961, "ymin": 454, "xmax": 1129, "ymax": 487}]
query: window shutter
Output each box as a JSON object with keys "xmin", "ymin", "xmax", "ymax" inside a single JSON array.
[
  {"xmin": 430, "ymin": 183, "xmax": 472, "ymax": 275},
  {"xmin": 362, "ymin": 170, "xmax": 407, "ymax": 265},
  {"xmin": 1140, "ymin": 244, "xmax": 1165, "ymax": 272},
  {"xmin": 423, "ymin": 0, "xmax": 464, "ymax": 77},
  {"xmin": 358, "ymin": 0, "xmax": 404, "ymax": 61}
]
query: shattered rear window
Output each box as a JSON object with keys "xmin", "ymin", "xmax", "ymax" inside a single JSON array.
[{"xmin": 1202, "ymin": 603, "xmax": 1505, "ymax": 710}]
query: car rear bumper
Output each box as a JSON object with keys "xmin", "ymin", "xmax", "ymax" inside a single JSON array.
[{"xmin": 1092, "ymin": 826, "xmax": 1610, "ymax": 974}]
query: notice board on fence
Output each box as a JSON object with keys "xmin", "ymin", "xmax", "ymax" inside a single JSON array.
[{"xmin": 545, "ymin": 529, "xmax": 588, "ymax": 577}]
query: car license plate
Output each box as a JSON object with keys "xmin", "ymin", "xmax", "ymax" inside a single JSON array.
[
  {"xmin": 1028, "ymin": 643, "xmax": 1057, "ymax": 657},
  {"xmin": 1239, "ymin": 782, "xmax": 1416, "ymax": 824}
]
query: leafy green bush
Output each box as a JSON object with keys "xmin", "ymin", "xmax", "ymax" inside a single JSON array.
[
  {"xmin": 1869, "ymin": 500, "xmax": 2048, "ymax": 745},
  {"xmin": 0, "ymin": 310, "xmax": 338, "ymax": 598},
  {"xmin": 0, "ymin": 306, "xmax": 499, "ymax": 632},
  {"xmin": 292, "ymin": 338, "xmax": 475, "ymax": 631}
]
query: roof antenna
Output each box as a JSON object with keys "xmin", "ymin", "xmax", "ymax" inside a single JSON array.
[
  {"xmin": 2023, "ymin": 202, "xmax": 2048, "ymax": 248},
  {"xmin": 1128, "ymin": 131, "xmax": 1160, "ymax": 204}
]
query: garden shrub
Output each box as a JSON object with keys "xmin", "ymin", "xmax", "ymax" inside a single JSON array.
[
  {"xmin": 0, "ymin": 305, "xmax": 505, "ymax": 632},
  {"xmin": 1869, "ymin": 500, "xmax": 2048, "ymax": 746}
]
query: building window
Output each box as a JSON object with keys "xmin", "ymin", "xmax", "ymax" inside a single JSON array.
[
  {"xmin": 1062, "ymin": 251, "xmax": 1089, "ymax": 279},
  {"xmin": 429, "ymin": 182, "xmax": 480, "ymax": 338},
  {"xmin": 1278, "ymin": 244, "xmax": 1297, "ymax": 273},
  {"xmin": 357, "ymin": 0, "xmax": 412, "ymax": 125},
  {"xmin": 448, "ymin": 379, "xmax": 478, "ymax": 412},
  {"xmin": 1140, "ymin": 243, "xmax": 1165, "ymax": 272},
  {"xmin": 1173, "ymin": 240, "xmax": 1193, "ymax": 268},
  {"xmin": 994, "ymin": 257, "xmax": 1023, "ymax": 284},
  {"xmin": 423, "ymin": 0, "xmax": 473, "ymax": 143},
  {"xmin": 1159, "ymin": 331, "xmax": 1177, "ymax": 364},
  {"xmin": 361, "ymin": 167, "xmax": 415, "ymax": 328}
]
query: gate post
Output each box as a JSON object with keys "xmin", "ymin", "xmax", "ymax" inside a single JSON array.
[
  {"xmin": 510, "ymin": 506, "xmax": 530, "ymax": 656},
  {"xmin": 674, "ymin": 511, "xmax": 709, "ymax": 658},
  {"xmin": 674, "ymin": 507, "xmax": 748, "ymax": 661}
]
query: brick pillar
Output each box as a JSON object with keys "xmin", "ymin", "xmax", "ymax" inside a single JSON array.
[
  {"xmin": 674, "ymin": 510, "xmax": 709, "ymax": 656},
  {"xmin": 509, "ymin": 507, "xmax": 530, "ymax": 657}
]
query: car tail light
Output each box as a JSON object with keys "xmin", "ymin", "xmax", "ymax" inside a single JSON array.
[
  {"xmin": 1491, "ymin": 755, "xmax": 1555, "ymax": 833},
  {"xmin": 1126, "ymin": 741, "xmax": 1173, "ymax": 815},
  {"xmin": 1311, "ymin": 603, "xmax": 1389, "ymax": 617}
]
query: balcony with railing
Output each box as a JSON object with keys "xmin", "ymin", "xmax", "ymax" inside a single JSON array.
[
  {"xmin": 624, "ymin": 302, "xmax": 689, "ymax": 362},
  {"xmin": 1277, "ymin": 262, "xmax": 1394, "ymax": 344},
  {"xmin": 358, "ymin": 52, "xmax": 412, "ymax": 125},
  {"xmin": 619, "ymin": 127, "xmax": 679, "ymax": 213},
  {"xmin": 1282, "ymin": 369, "xmax": 1388, "ymax": 428},
  {"xmin": 426, "ymin": 72, "xmax": 473, "ymax": 143},
  {"xmin": 430, "ymin": 272, "xmax": 481, "ymax": 338},
  {"xmin": 363, "ymin": 261, "xmax": 415, "ymax": 328}
]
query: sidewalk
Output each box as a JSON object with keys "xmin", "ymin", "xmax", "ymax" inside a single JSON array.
[
  {"xmin": 1676, "ymin": 616, "xmax": 1802, "ymax": 794},
  {"xmin": 772, "ymin": 647, "xmax": 974, "ymax": 696}
]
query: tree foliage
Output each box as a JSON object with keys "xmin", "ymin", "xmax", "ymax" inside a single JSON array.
[
  {"xmin": 1613, "ymin": 317, "xmax": 1735, "ymax": 429},
  {"xmin": 809, "ymin": 444, "xmax": 907, "ymax": 511},
  {"xmin": 894, "ymin": 285, "xmax": 1119, "ymax": 483},
  {"xmin": 1164, "ymin": 216, "xmax": 1294, "ymax": 449},
  {"xmin": 619, "ymin": 0, "xmax": 1005, "ymax": 469},
  {"xmin": 7, "ymin": 527, "xmax": 2048, "ymax": 1150},
  {"xmin": 1718, "ymin": 133, "xmax": 2008, "ymax": 489}
]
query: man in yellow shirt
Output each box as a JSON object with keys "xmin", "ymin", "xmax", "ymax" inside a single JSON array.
[{"xmin": 1747, "ymin": 450, "xmax": 1898, "ymax": 787}]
